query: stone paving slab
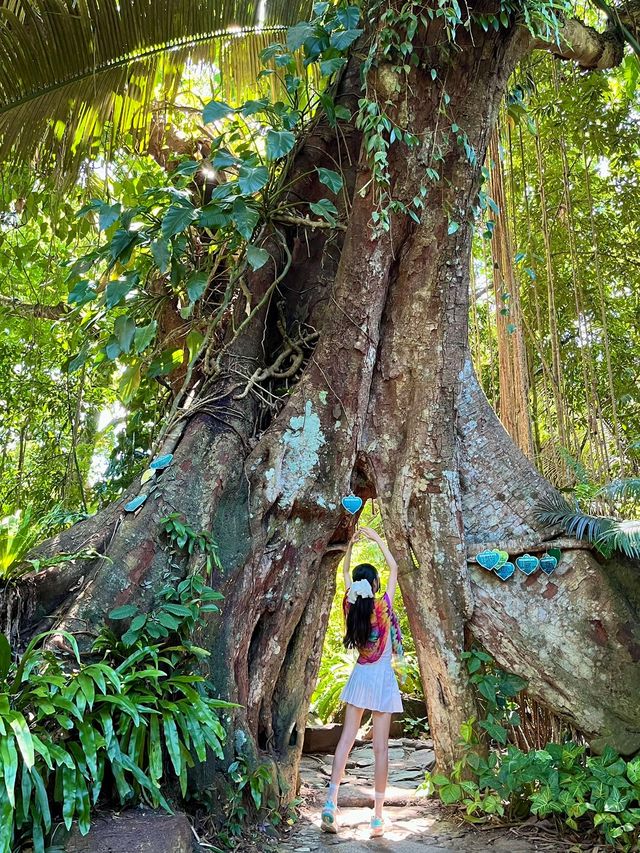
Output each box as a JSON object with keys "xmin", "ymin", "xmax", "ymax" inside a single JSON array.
[{"xmin": 282, "ymin": 739, "xmax": 599, "ymax": 853}]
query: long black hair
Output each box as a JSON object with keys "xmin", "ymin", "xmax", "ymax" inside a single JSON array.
[{"xmin": 344, "ymin": 563, "xmax": 380, "ymax": 650}]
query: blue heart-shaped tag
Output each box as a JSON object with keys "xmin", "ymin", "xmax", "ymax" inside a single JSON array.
[
  {"xmin": 516, "ymin": 553, "xmax": 539, "ymax": 575},
  {"xmin": 539, "ymin": 554, "xmax": 558, "ymax": 575},
  {"xmin": 476, "ymin": 549, "xmax": 501, "ymax": 570},
  {"xmin": 494, "ymin": 561, "xmax": 515, "ymax": 581},
  {"xmin": 342, "ymin": 495, "xmax": 363, "ymax": 515},
  {"xmin": 124, "ymin": 494, "xmax": 148, "ymax": 512}
]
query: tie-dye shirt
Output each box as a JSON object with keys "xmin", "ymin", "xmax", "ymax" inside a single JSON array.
[{"xmin": 343, "ymin": 591, "xmax": 404, "ymax": 664}]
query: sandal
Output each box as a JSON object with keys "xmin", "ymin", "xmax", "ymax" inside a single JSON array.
[
  {"xmin": 321, "ymin": 799, "xmax": 339, "ymax": 833},
  {"xmin": 370, "ymin": 815, "xmax": 385, "ymax": 838}
]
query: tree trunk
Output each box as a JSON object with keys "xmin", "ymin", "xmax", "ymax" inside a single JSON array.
[{"xmin": 2, "ymin": 13, "xmax": 639, "ymax": 817}]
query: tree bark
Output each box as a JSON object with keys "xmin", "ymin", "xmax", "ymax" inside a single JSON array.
[{"xmin": 2, "ymin": 11, "xmax": 640, "ymax": 816}]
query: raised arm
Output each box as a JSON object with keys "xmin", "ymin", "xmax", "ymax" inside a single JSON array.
[
  {"xmin": 342, "ymin": 532, "xmax": 357, "ymax": 591},
  {"xmin": 360, "ymin": 527, "xmax": 398, "ymax": 601}
]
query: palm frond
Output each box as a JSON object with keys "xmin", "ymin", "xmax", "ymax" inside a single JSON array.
[
  {"xmin": 0, "ymin": 0, "xmax": 313, "ymax": 169},
  {"xmin": 535, "ymin": 493, "xmax": 640, "ymax": 560},
  {"xmin": 594, "ymin": 478, "xmax": 640, "ymax": 502}
]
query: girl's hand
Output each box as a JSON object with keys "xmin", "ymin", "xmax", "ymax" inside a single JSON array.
[
  {"xmin": 360, "ymin": 526, "xmax": 381, "ymax": 542},
  {"xmin": 350, "ymin": 529, "xmax": 365, "ymax": 544}
]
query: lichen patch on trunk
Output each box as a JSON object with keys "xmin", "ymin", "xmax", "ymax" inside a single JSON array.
[{"xmin": 265, "ymin": 400, "xmax": 326, "ymax": 508}]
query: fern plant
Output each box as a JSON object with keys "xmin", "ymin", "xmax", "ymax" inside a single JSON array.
[{"xmin": 0, "ymin": 575, "xmax": 232, "ymax": 853}]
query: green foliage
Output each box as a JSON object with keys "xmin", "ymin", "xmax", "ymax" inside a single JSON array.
[
  {"xmin": 0, "ymin": 509, "xmax": 39, "ymax": 580},
  {"xmin": 159, "ymin": 513, "xmax": 223, "ymax": 579},
  {"xmin": 0, "ymin": 576, "xmax": 231, "ymax": 853},
  {"xmin": 422, "ymin": 651, "xmax": 640, "ymax": 851}
]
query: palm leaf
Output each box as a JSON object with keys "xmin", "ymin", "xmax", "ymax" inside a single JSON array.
[
  {"xmin": 535, "ymin": 493, "xmax": 640, "ymax": 560},
  {"xmin": 0, "ymin": 0, "xmax": 313, "ymax": 170}
]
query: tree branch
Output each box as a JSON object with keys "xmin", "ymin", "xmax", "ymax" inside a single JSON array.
[
  {"xmin": 529, "ymin": 1, "xmax": 640, "ymax": 69},
  {"xmin": 0, "ymin": 295, "xmax": 68, "ymax": 320}
]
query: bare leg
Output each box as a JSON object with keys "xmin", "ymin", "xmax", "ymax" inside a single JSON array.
[
  {"xmin": 327, "ymin": 703, "xmax": 364, "ymax": 803},
  {"xmin": 372, "ymin": 711, "xmax": 391, "ymax": 818}
]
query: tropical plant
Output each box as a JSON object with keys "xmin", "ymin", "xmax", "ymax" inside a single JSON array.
[
  {"xmin": 0, "ymin": 575, "xmax": 231, "ymax": 853},
  {"xmin": 0, "ymin": 0, "xmax": 314, "ymax": 170},
  {"xmin": 421, "ymin": 651, "xmax": 640, "ymax": 851},
  {"xmin": 536, "ymin": 488, "xmax": 640, "ymax": 559},
  {"xmin": 0, "ymin": 508, "xmax": 38, "ymax": 579}
]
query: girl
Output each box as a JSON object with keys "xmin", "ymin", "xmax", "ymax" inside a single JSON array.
[{"xmin": 320, "ymin": 525, "xmax": 403, "ymax": 838}]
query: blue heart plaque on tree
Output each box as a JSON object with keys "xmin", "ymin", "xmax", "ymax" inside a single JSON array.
[
  {"xmin": 476, "ymin": 549, "xmax": 501, "ymax": 570},
  {"xmin": 494, "ymin": 561, "xmax": 515, "ymax": 581},
  {"xmin": 516, "ymin": 553, "xmax": 539, "ymax": 575},
  {"xmin": 540, "ymin": 554, "xmax": 558, "ymax": 575},
  {"xmin": 341, "ymin": 495, "xmax": 363, "ymax": 514}
]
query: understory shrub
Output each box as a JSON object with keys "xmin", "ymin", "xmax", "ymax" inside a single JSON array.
[
  {"xmin": 0, "ymin": 574, "xmax": 232, "ymax": 853},
  {"xmin": 421, "ymin": 649, "xmax": 640, "ymax": 851}
]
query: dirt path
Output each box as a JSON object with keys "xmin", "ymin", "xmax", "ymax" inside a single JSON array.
[{"xmin": 276, "ymin": 739, "xmax": 601, "ymax": 852}]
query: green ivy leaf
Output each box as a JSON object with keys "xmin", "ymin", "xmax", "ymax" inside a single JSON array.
[
  {"xmin": 316, "ymin": 167, "xmax": 343, "ymax": 194},
  {"xmin": 246, "ymin": 244, "xmax": 270, "ymax": 270},
  {"xmin": 98, "ymin": 202, "xmax": 121, "ymax": 231},
  {"xmin": 148, "ymin": 348, "xmax": 184, "ymax": 378},
  {"xmin": 119, "ymin": 363, "xmax": 141, "ymax": 403},
  {"xmin": 320, "ymin": 56, "xmax": 346, "ymax": 76},
  {"xmin": 109, "ymin": 605, "xmax": 138, "ymax": 620},
  {"xmin": 287, "ymin": 22, "xmax": 315, "ymax": 51},
  {"xmin": 265, "ymin": 129, "xmax": 296, "ymax": 160},
  {"xmin": 186, "ymin": 330, "xmax": 204, "ymax": 365},
  {"xmin": 309, "ymin": 198, "xmax": 339, "ymax": 226},
  {"xmin": 161, "ymin": 204, "xmax": 199, "ymax": 239},
  {"xmin": 151, "ymin": 239, "xmax": 171, "ymax": 273}
]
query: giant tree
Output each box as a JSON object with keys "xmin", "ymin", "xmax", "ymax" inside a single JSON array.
[{"xmin": 1, "ymin": 0, "xmax": 639, "ymax": 799}]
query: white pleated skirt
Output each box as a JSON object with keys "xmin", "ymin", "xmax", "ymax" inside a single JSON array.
[{"xmin": 340, "ymin": 638, "xmax": 403, "ymax": 714}]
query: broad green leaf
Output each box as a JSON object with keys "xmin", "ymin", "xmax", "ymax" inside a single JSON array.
[
  {"xmin": 186, "ymin": 271, "xmax": 208, "ymax": 303},
  {"xmin": 106, "ymin": 273, "xmax": 138, "ymax": 308},
  {"xmin": 67, "ymin": 345, "xmax": 91, "ymax": 373},
  {"xmin": 98, "ymin": 202, "xmax": 121, "ymax": 231},
  {"xmin": 114, "ymin": 315, "xmax": 136, "ymax": 353},
  {"xmin": 231, "ymin": 198, "xmax": 260, "ymax": 240},
  {"xmin": 109, "ymin": 605, "xmax": 138, "ymax": 620},
  {"xmin": 0, "ymin": 735, "xmax": 18, "ymax": 806},
  {"xmin": 118, "ymin": 363, "xmax": 141, "ymax": 403},
  {"xmin": 68, "ymin": 279, "xmax": 96, "ymax": 306},
  {"xmin": 309, "ymin": 198, "xmax": 339, "ymax": 226},
  {"xmin": 161, "ymin": 204, "xmax": 199, "ymax": 239},
  {"xmin": 198, "ymin": 204, "xmax": 231, "ymax": 229},
  {"xmin": 237, "ymin": 164, "xmax": 269, "ymax": 195},
  {"xmin": 186, "ymin": 330, "xmax": 204, "ymax": 365},
  {"xmin": 0, "ymin": 633, "xmax": 10, "ymax": 681},
  {"xmin": 329, "ymin": 28, "xmax": 362, "ymax": 50},
  {"xmin": 109, "ymin": 228, "xmax": 137, "ymax": 262},
  {"xmin": 151, "ymin": 239, "xmax": 170, "ymax": 273},
  {"xmin": 134, "ymin": 320, "xmax": 157, "ymax": 354},
  {"xmin": 320, "ymin": 56, "xmax": 346, "ymax": 76},
  {"xmin": 287, "ymin": 22, "xmax": 314, "ymax": 51},
  {"xmin": 316, "ymin": 167, "xmax": 343, "ymax": 194},
  {"xmin": 147, "ymin": 348, "xmax": 184, "ymax": 378},
  {"xmin": 336, "ymin": 5, "xmax": 360, "ymax": 27},
  {"xmin": 246, "ymin": 244, "xmax": 270, "ymax": 270},
  {"xmin": 163, "ymin": 714, "xmax": 182, "ymax": 776},
  {"xmin": 265, "ymin": 129, "xmax": 296, "ymax": 160},
  {"xmin": 203, "ymin": 100, "xmax": 234, "ymax": 123}
]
